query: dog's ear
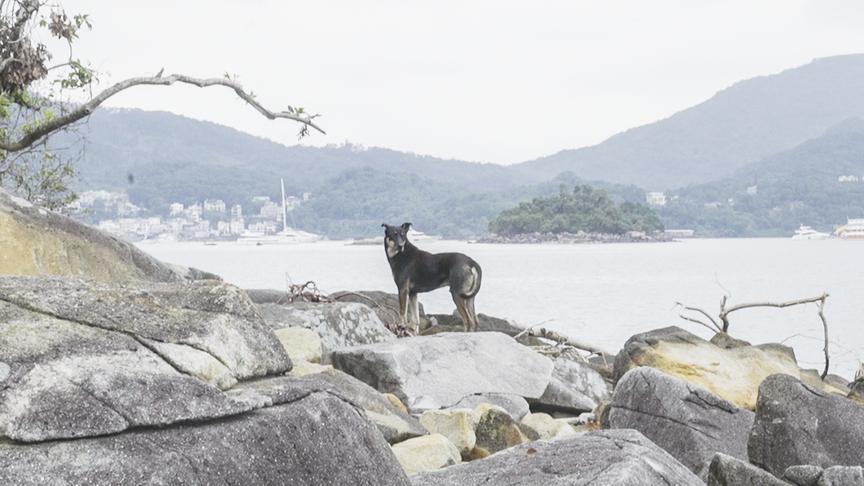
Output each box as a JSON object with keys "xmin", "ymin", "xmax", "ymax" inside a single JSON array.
[
  {"xmin": 381, "ymin": 223, "xmax": 389, "ymax": 229},
  {"xmin": 401, "ymin": 222, "xmax": 412, "ymax": 231}
]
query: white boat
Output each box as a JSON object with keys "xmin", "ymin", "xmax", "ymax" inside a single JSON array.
[
  {"xmin": 348, "ymin": 228, "xmax": 441, "ymax": 246},
  {"xmin": 236, "ymin": 179, "xmax": 322, "ymax": 245},
  {"xmin": 792, "ymin": 225, "xmax": 831, "ymax": 240},
  {"xmin": 836, "ymin": 218, "xmax": 864, "ymax": 240}
]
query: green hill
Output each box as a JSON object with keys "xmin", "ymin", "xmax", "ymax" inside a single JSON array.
[{"xmin": 659, "ymin": 118, "xmax": 864, "ymax": 236}]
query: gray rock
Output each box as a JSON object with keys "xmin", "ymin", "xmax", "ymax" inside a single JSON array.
[
  {"xmin": 784, "ymin": 465, "xmax": 824, "ymax": 486},
  {"xmin": 473, "ymin": 404, "xmax": 529, "ymax": 454},
  {"xmin": 608, "ymin": 367, "xmax": 754, "ymax": 477},
  {"xmin": 531, "ymin": 357, "xmax": 611, "ymax": 414},
  {"xmin": 707, "ymin": 453, "xmax": 790, "ymax": 485},
  {"xmin": 448, "ymin": 392, "xmax": 530, "ymax": 420},
  {"xmin": 410, "ymin": 429, "xmax": 703, "ymax": 486},
  {"xmin": 0, "ymin": 383, "xmax": 409, "ymax": 486},
  {"xmin": 749, "ymin": 374, "xmax": 864, "ymax": 476},
  {"xmin": 818, "ymin": 466, "xmax": 864, "ymax": 485},
  {"xmin": 331, "ymin": 332, "xmax": 554, "ymax": 413},
  {"xmin": 0, "ymin": 276, "xmax": 291, "ymax": 442},
  {"xmin": 423, "ymin": 312, "xmax": 523, "ymax": 335},
  {"xmin": 331, "ymin": 290, "xmax": 427, "ymax": 329},
  {"xmin": 309, "ymin": 368, "xmax": 427, "ymax": 444},
  {"xmin": 256, "ymin": 301, "xmax": 395, "ymax": 361},
  {"xmin": 0, "ymin": 187, "xmax": 213, "ymax": 283}
]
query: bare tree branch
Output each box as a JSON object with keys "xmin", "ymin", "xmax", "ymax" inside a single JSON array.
[
  {"xmin": 513, "ymin": 325, "xmax": 613, "ymax": 356},
  {"xmin": 675, "ymin": 301, "xmax": 721, "ymax": 332},
  {"xmin": 0, "ymin": 73, "xmax": 325, "ymax": 152}
]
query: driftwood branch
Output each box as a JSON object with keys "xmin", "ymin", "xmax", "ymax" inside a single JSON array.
[
  {"xmin": 0, "ymin": 73, "xmax": 325, "ymax": 152},
  {"xmin": 513, "ymin": 326, "xmax": 613, "ymax": 356},
  {"xmin": 677, "ymin": 292, "xmax": 831, "ymax": 379}
]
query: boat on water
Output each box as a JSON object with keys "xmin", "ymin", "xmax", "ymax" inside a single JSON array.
[
  {"xmin": 836, "ymin": 218, "xmax": 864, "ymax": 240},
  {"xmin": 236, "ymin": 179, "xmax": 322, "ymax": 245},
  {"xmin": 791, "ymin": 225, "xmax": 831, "ymax": 240},
  {"xmin": 348, "ymin": 228, "xmax": 440, "ymax": 246}
]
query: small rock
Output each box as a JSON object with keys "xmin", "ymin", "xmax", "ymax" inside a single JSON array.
[
  {"xmin": 391, "ymin": 434, "xmax": 461, "ymax": 476},
  {"xmin": 274, "ymin": 326, "xmax": 323, "ymax": 363},
  {"xmin": 706, "ymin": 453, "xmax": 789, "ymax": 485},
  {"xmin": 385, "ymin": 393, "xmax": 409, "ymax": 414},
  {"xmin": 473, "ymin": 404, "xmax": 529, "ymax": 455},
  {"xmin": 818, "ymin": 466, "xmax": 864, "ymax": 486},
  {"xmin": 519, "ymin": 412, "xmax": 576, "ymax": 441},
  {"xmin": 419, "ymin": 409, "xmax": 476, "ymax": 455},
  {"xmin": 784, "ymin": 465, "xmax": 824, "ymax": 486},
  {"xmin": 447, "ymin": 393, "xmax": 530, "ymax": 421},
  {"xmin": 531, "ymin": 356, "xmax": 610, "ymax": 414}
]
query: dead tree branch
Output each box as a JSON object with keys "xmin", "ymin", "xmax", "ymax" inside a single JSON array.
[
  {"xmin": 513, "ymin": 326, "xmax": 613, "ymax": 356},
  {"xmin": 677, "ymin": 292, "xmax": 831, "ymax": 379},
  {"xmin": 0, "ymin": 73, "xmax": 325, "ymax": 153}
]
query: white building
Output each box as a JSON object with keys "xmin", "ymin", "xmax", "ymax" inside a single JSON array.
[
  {"xmin": 838, "ymin": 175, "xmax": 860, "ymax": 183},
  {"xmin": 746, "ymin": 185, "xmax": 758, "ymax": 195},
  {"xmin": 230, "ymin": 204, "xmax": 243, "ymax": 219},
  {"xmin": 204, "ymin": 199, "xmax": 226, "ymax": 213},
  {"xmin": 169, "ymin": 202, "xmax": 184, "ymax": 216},
  {"xmin": 646, "ymin": 192, "xmax": 667, "ymax": 206},
  {"xmin": 259, "ymin": 201, "xmax": 281, "ymax": 220}
]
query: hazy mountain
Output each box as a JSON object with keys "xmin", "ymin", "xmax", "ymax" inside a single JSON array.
[
  {"xmin": 517, "ymin": 54, "xmax": 864, "ymax": 189},
  {"xmin": 659, "ymin": 117, "xmax": 864, "ymax": 236},
  {"xmin": 68, "ymin": 108, "xmax": 546, "ymax": 210}
]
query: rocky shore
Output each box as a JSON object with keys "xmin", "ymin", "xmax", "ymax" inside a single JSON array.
[
  {"xmin": 477, "ymin": 231, "xmax": 673, "ymax": 244},
  {"xmin": 2, "ymin": 187, "xmax": 863, "ymax": 485}
]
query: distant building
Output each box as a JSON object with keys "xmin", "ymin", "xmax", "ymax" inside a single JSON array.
[
  {"xmin": 186, "ymin": 203, "xmax": 202, "ymax": 222},
  {"xmin": 838, "ymin": 175, "xmax": 860, "ymax": 183},
  {"xmin": 302, "ymin": 192, "xmax": 312, "ymax": 202},
  {"xmin": 230, "ymin": 204, "xmax": 243, "ymax": 219},
  {"xmin": 259, "ymin": 201, "xmax": 281, "ymax": 221},
  {"xmin": 229, "ymin": 218, "xmax": 245, "ymax": 235},
  {"xmin": 646, "ymin": 192, "xmax": 667, "ymax": 206},
  {"xmin": 204, "ymin": 199, "xmax": 226, "ymax": 213},
  {"xmin": 251, "ymin": 196, "xmax": 271, "ymax": 204},
  {"xmin": 746, "ymin": 184, "xmax": 758, "ymax": 195},
  {"xmin": 169, "ymin": 202, "xmax": 184, "ymax": 216},
  {"xmin": 664, "ymin": 229, "xmax": 695, "ymax": 238}
]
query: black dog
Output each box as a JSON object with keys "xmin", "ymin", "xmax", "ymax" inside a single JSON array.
[{"xmin": 382, "ymin": 222, "xmax": 482, "ymax": 332}]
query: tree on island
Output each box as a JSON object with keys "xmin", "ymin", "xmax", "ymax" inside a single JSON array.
[
  {"xmin": 488, "ymin": 185, "xmax": 664, "ymax": 236},
  {"xmin": 0, "ymin": 0, "xmax": 323, "ymax": 208}
]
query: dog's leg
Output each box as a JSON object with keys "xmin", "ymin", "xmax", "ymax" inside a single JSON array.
[
  {"xmin": 465, "ymin": 296, "xmax": 478, "ymax": 332},
  {"xmin": 398, "ymin": 286, "xmax": 410, "ymax": 328},
  {"xmin": 409, "ymin": 293, "xmax": 420, "ymax": 334},
  {"xmin": 452, "ymin": 293, "xmax": 471, "ymax": 332}
]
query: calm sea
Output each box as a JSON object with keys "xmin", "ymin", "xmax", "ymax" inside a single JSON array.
[{"xmin": 138, "ymin": 238, "xmax": 864, "ymax": 379}]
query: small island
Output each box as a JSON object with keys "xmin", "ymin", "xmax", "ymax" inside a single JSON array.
[{"xmin": 483, "ymin": 185, "xmax": 669, "ymax": 243}]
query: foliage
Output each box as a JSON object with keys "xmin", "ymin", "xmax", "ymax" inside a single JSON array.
[
  {"xmin": 488, "ymin": 185, "xmax": 663, "ymax": 236},
  {"xmin": 0, "ymin": 0, "xmax": 94, "ymax": 208},
  {"xmin": 658, "ymin": 119, "xmax": 864, "ymax": 236}
]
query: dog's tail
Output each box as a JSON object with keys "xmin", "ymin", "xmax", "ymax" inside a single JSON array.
[{"xmin": 462, "ymin": 263, "xmax": 482, "ymax": 298}]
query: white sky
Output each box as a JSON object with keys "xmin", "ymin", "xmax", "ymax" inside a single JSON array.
[{"xmin": 60, "ymin": 0, "xmax": 864, "ymax": 164}]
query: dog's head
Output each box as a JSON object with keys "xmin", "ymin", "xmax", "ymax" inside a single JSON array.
[{"xmin": 382, "ymin": 222, "xmax": 411, "ymax": 256}]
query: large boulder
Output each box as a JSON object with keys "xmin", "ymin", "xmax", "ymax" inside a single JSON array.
[
  {"xmin": 410, "ymin": 429, "xmax": 704, "ymax": 486},
  {"xmin": 419, "ymin": 409, "xmax": 476, "ymax": 455},
  {"xmin": 614, "ymin": 327, "xmax": 810, "ymax": 409},
  {"xmin": 0, "ymin": 276, "xmax": 290, "ymax": 441},
  {"xmin": 707, "ymin": 453, "xmax": 789, "ymax": 486},
  {"xmin": 519, "ymin": 412, "xmax": 578, "ymax": 441},
  {"xmin": 608, "ymin": 367, "xmax": 754, "ymax": 478},
  {"xmin": 531, "ymin": 356, "xmax": 611, "ymax": 414},
  {"xmin": 0, "ymin": 187, "xmax": 212, "ymax": 283},
  {"xmin": 255, "ymin": 300, "xmax": 395, "ymax": 361},
  {"xmin": 331, "ymin": 332, "xmax": 554, "ymax": 413},
  {"xmin": 749, "ymin": 374, "xmax": 864, "ymax": 476},
  {"xmin": 0, "ymin": 378, "xmax": 410, "ymax": 486}
]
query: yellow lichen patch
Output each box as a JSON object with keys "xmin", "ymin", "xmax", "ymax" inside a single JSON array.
[
  {"xmin": 0, "ymin": 212, "xmax": 144, "ymax": 282},
  {"xmin": 629, "ymin": 340, "xmax": 801, "ymax": 410}
]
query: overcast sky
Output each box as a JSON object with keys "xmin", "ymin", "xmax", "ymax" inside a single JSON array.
[{"xmin": 61, "ymin": 0, "xmax": 864, "ymax": 164}]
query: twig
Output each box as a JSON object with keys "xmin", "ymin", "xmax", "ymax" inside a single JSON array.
[{"xmin": 0, "ymin": 73, "xmax": 325, "ymax": 152}]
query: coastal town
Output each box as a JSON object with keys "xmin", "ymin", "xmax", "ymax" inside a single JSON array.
[{"xmin": 70, "ymin": 189, "xmax": 311, "ymax": 242}]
